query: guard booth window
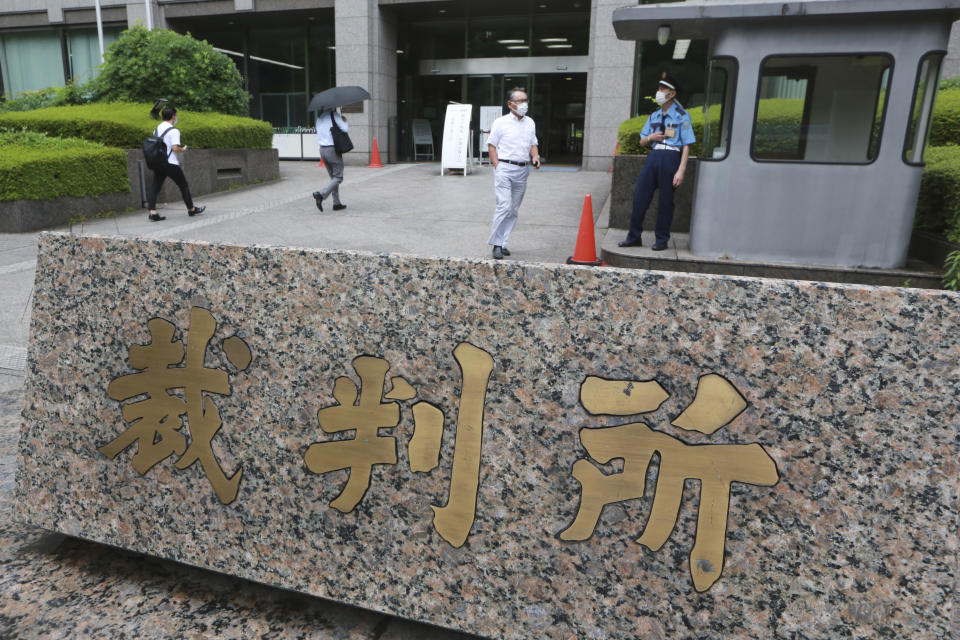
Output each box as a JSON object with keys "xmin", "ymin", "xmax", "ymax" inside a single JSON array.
[
  {"xmin": 702, "ymin": 57, "xmax": 738, "ymax": 161},
  {"xmin": 751, "ymin": 54, "xmax": 892, "ymax": 164},
  {"xmin": 904, "ymin": 52, "xmax": 945, "ymax": 165}
]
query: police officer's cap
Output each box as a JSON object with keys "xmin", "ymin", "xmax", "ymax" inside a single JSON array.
[{"xmin": 658, "ymin": 72, "xmax": 680, "ymax": 94}]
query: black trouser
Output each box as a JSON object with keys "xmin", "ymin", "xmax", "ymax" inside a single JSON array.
[{"xmin": 147, "ymin": 164, "xmax": 193, "ymax": 210}]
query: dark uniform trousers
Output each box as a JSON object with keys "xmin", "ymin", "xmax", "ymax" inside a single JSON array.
[{"xmin": 626, "ymin": 148, "xmax": 682, "ymax": 246}]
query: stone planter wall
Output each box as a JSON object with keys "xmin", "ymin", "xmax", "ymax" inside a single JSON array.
[
  {"xmin": 0, "ymin": 148, "xmax": 279, "ymax": 233},
  {"xmin": 609, "ymin": 154, "xmax": 699, "ymax": 231}
]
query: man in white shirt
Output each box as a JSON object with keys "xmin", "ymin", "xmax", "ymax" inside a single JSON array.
[
  {"xmin": 146, "ymin": 107, "xmax": 205, "ymax": 222},
  {"xmin": 312, "ymin": 108, "xmax": 349, "ymax": 212},
  {"xmin": 487, "ymin": 88, "xmax": 541, "ymax": 259}
]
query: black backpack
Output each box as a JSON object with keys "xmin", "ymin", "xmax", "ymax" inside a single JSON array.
[{"xmin": 141, "ymin": 125, "xmax": 177, "ymax": 170}]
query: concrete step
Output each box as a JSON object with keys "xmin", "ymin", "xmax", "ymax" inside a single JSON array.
[{"xmin": 601, "ymin": 230, "xmax": 943, "ymax": 289}]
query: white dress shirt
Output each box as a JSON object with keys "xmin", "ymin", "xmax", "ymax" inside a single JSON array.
[
  {"xmin": 487, "ymin": 113, "xmax": 538, "ymax": 162},
  {"xmin": 155, "ymin": 121, "xmax": 181, "ymax": 166},
  {"xmin": 316, "ymin": 110, "xmax": 349, "ymax": 147}
]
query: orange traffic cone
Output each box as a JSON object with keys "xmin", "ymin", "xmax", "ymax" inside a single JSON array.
[
  {"xmin": 608, "ymin": 141, "xmax": 619, "ymax": 173},
  {"xmin": 368, "ymin": 138, "xmax": 384, "ymax": 168},
  {"xmin": 567, "ymin": 194, "xmax": 603, "ymax": 266},
  {"xmin": 317, "ymin": 157, "xmax": 325, "ymax": 168}
]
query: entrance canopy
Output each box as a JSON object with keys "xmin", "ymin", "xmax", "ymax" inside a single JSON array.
[{"xmin": 612, "ymin": 0, "xmax": 960, "ymax": 269}]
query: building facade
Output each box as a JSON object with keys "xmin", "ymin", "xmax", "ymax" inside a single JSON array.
[{"xmin": 1, "ymin": 1, "xmax": 957, "ymax": 167}]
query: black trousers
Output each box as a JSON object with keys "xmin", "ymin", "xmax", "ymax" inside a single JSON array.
[
  {"xmin": 626, "ymin": 149, "xmax": 682, "ymax": 245},
  {"xmin": 147, "ymin": 164, "xmax": 194, "ymax": 210}
]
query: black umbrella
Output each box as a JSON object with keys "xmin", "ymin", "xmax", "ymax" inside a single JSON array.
[{"xmin": 307, "ymin": 86, "xmax": 371, "ymax": 113}]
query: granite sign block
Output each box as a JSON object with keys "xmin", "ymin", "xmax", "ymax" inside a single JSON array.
[{"xmin": 15, "ymin": 233, "xmax": 960, "ymax": 639}]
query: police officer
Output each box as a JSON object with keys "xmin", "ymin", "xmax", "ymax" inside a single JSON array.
[{"xmin": 618, "ymin": 72, "xmax": 695, "ymax": 251}]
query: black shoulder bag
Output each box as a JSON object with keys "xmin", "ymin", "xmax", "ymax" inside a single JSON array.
[{"xmin": 330, "ymin": 116, "xmax": 354, "ymax": 155}]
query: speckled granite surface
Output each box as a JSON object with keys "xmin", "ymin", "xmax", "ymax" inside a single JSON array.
[
  {"xmin": 1, "ymin": 385, "xmax": 477, "ymax": 639},
  {"xmin": 14, "ymin": 232, "xmax": 960, "ymax": 639}
]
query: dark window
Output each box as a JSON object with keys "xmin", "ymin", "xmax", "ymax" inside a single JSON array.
[
  {"xmin": 702, "ymin": 57, "xmax": 737, "ymax": 161},
  {"xmin": 752, "ymin": 54, "xmax": 892, "ymax": 164},
  {"xmin": 904, "ymin": 52, "xmax": 945, "ymax": 165}
]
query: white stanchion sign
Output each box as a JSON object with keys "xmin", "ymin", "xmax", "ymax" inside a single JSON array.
[
  {"xmin": 479, "ymin": 106, "xmax": 503, "ymax": 163},
  {"xmin": 441, "ymin": 103, "xmax": 473, "ymax": 176}
]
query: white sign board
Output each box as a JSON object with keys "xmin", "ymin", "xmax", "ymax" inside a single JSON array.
[
  {"xmin": 272, "ymin": 134, "xmax": 302, "ymax": 160},
  {"xmin": 479, "ymin": 106, "xmax": 503, "ymax": 162},
  {"xmin": 440, "ymin": 103, "xmax": 473, "ymax": 176}
]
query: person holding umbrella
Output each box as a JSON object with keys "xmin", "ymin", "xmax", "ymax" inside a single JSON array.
[
  {"xmin": 312, "ymin": 106, "xmax": 349, "ymax": 212},
  {"xmin": 308, "ymin": 86, "xmax": 370, "ymax": 212}
]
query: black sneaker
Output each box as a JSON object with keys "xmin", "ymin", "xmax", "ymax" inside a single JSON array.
[
  {"xmin": 501, "ymin": 247, "xmax": 511, "ymax": 256},
  {"xmin": 313, "ymin": 191, "xmax": 324, "ymax": 211},
  {"xmin": 492, "ymin": 246, "xmax": 503, "ymax": 259},
  {"xmin": 188, "ymin": 205, "xmax": 205, "ymax": 217},
  {"xmin": 333, "ymin": 204, "xmax": 347, "ymax": 211},
  {"xmin": 148, "ymin": 213, "xmax": 166, "ymax": 222}
]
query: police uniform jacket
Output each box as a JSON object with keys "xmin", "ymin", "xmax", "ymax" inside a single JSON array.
[{"xmin": 640, "ymin": 102, "xmax": 696, "ymax": 148}]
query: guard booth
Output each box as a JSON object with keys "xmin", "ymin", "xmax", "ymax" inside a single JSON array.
[{"xmin": 613, "ymin": 0, "xmax": 960, "ymax": 268}]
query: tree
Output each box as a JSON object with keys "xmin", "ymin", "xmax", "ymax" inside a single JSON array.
[{"xmin": 95, "ymin": 26, "xmax": 249, "ymax": 116}]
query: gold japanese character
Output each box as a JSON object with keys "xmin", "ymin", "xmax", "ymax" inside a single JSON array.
[
  {"xmin": 561, "ymin": 373, "xmax": 779, "ymax": 591},
  {"xmin": 304, "ymin": 356, "xmax": 400, "ymax": 512},
  {"xmin": 100, "ymin": 306, "xmax": 250, "ymax": 505},
  {"xmin": 304, "ymin": 343, "xmax": 494, "ymax": 548}
]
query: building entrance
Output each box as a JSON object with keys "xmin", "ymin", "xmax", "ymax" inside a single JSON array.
[
  {"xmin": 399, "ymin": 72, "xmax": 586, "ymax": 164},
  {"xmin": 393, "ymin": 0, "xmax": 591, "ymax": 164}
]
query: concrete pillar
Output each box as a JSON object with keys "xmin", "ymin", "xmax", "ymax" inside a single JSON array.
[
  {"xmin": 582, "ymin": 0, "xmax": 636, "ymax": 171},
  {"xmin": 125, "ymin": 1, "xmax": 164, "ymax": 30},
  {"xmin": 334, "ymin": 0, "xmax": 397, "ymax": 165},
  {"xmin": 944, "ymin": 20, "xmax": 960, "ymax": 79}
]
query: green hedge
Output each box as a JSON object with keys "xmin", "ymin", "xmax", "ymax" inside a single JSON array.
[
  {"xmin": 0, "ymin": 129, "xmax": 129, "ymax": 202},
  {"xmin": 619, "ymin": 89, "xmax": 960, "ymax": 158},
  {"xmin": 619, "ymin": 98, "xmax": 805, "ymax": 158},
  {"xmin": 618, "ymin": 102, "xmax": 725, "ymax": 158},
  {"xmin": 914, "ymin": 145, "xmax": 960, "ymax": 243},
  {"xmin": 0, "ymin": 102, "xmax": 273, "ymax": 149},
  {"xmin": 929, "ymin": 88, "xmax": 960, "ymax": 148}
]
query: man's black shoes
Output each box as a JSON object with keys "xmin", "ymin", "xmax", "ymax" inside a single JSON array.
[
  {"xmin": 501, "ymin": 247, "xmax": 511, "ymax": 256},
  {"xmin": 333, "ymin": 204, "xmax": 347, "ymax": 211},
  {"xmin": 618, "ymin": 238, "xmax": 642, "ymax": 248},
  {"xmin": 188, "ymin": 205, "xmax": 205, "ymax": 217},
  {"xmin": 312, "ymin": 191, "xmax": 324, "ymax": 211},
  {"xmin": 148, "ymin": 213, "xmax": 166, "ymax": 222},
  {"xmin": 652, "ymin": 242, "xmax": 668, "ymax": 251},
  {"xmin": 492, "ymin": 246, "xmax": 503, "ymax": 259}
]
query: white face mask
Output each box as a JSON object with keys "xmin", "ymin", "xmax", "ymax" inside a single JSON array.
[
  {"xmin": 655, "ymin": 91, "xmax": 669, "ymax": 105},
  {"xmin": 513, "ymin": 102, "xmax": 529, "ymax": 116}
]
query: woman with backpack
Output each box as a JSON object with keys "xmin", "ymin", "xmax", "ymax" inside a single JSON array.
[{"xmin": 146, "ymin": 106, "xmax": 205, "ymax": 222}]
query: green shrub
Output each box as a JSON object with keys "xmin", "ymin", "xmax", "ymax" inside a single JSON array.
[
  {"xmin": 94, "ymin": 26, "xmax": 249, "ymax": 116},
  {"xmin": 943, "ymin": 250, "xmax": 960, "ymax": 290},
  {"xmin": 940, "ymin": 75, "xmax": 960, "ymax": 91},
  {"xmin": 618, "ymin": 105, "xmax": 714, "ymax": 157},
  {"xmin": 0, "ymin": 102, "xmax": 273, "ymax": 149},
  {"xmin": 929, "ymin": 88, "xmax": 960, "ymax": 148},
  {"xmin": 914, "ymin": 145, "xmax": 960, "ymax": 242},
  {"xmin": 0, "ymin": 81, "xmax": 98, "ymax": 114},
  {"xmin": 0, "ymin": 129, "xmax": 129, "ymax": 202},
  {"xmin": 618, "ymin": 89, "xmax": 960, "ymax": 158}
]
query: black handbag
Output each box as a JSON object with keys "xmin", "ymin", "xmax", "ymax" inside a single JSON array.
[{"xmin": 330, "ymin": 116, "xmax": 354, "ymax": 155}]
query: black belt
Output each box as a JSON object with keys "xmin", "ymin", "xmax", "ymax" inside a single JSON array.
[{"xmin": 500, "ymin": 159, "xmax": 527, "ymax": 166}]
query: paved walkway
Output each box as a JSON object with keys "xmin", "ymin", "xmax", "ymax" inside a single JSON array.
[{"xmin": 0, "ymin": 160, "xmax": 612, "ymax": 639}]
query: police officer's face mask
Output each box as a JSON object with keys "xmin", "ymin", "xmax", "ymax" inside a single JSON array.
[{"xmin": 655, "ymin": 91, "xmax": 670, "ymax": 105}]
